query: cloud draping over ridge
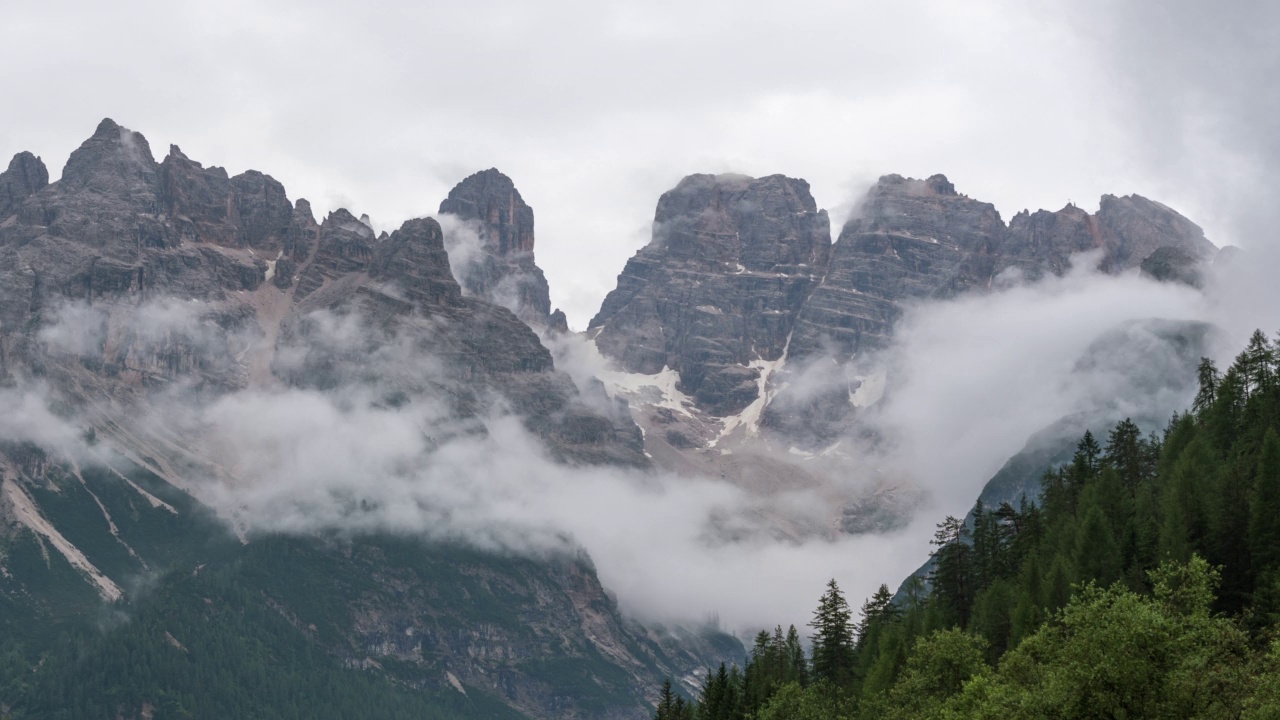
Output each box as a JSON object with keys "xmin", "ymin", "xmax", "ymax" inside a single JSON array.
[{"xmin": 3, "ymin": 0, "xmax": 1276, "ymax": 327}]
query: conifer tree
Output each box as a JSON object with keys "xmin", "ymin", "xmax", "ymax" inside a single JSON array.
[
  {"xmin": 784, "ymin": 625, "xmax": 808, "ymax": 687},
  {"xmin": 1194, "ymin": 357, "xmax": 1220, "ymax": 417},
  {"xmin": 1243, "ymin": 330, "xmax": 1277, "ymax": 395},
  {"xmin": 1010, "ymin": 555, "xmax": 1044, "ymax": 644},
  {"xmin": 1105, "ymin": 418, "xmax": 1144, "ymax": 490},
  {"xmin": 1043, "ymin": 555, "xmax": 1073, "ymax": 611},
  {"xmin": 929, "ymin": 516, "xmax": 974, "ymax": 625},
  {"xmin": 1160, "ymin": 436, "xmax": 1212, "ymax": 562},
  {"xmin": 655, "ymin": 678, "xmax": 679, "ymax": 720},
  {"xmin": 1074, "ymin": 505, "xmax": 1123, "ymax": 587},
  {"xmin": 1250, "ymin": 430, "xmax": 1280, "ymax": 574},
  {"xmin": 808, "ymin": 579, "xmax": 856, "ymax": 686}
]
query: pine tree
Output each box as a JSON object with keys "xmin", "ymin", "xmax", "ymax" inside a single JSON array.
[
  {"xmin": 1074, "ymin": 505, "xmax": 1123, "ymax": 587},
  {"xmin": 1010, "ymin": 555, "xmax": 1044, "ymax": 644},
  {"xmin": 1105, "ymin": 418, "xmax": 1144, "ymax": 490},
  {"xmin": 1043, "ymin": 555, "xmax": 1073, "ymax": 611},
  {"xmin": 929, "ymin": 516, "xmax": 974, "ymax": 625},
  {"xmin": 697, "ymin": 663, "xmax": 743, "ymax": 720},
  {"xmin": 784, "ymin": 625, "xmax": 808, "ymax": 687},
  {"xmin": 1193, "ymin": 357, "xmax": 1220, "ymax": 417},
  {"xmin": 1160, "ymin": 435, "xmax": 1213, "ymax": 562},
  {"xmin": 1211, "ymin": 460, "xmax": 1254, "ymax": 611},
  {"xmin": 1250, "ymin": 430, "xmax": 1280, "ymax": 574},
  {"xmin": 808, "ymin": 579, "xmax": 856, "ymax": 686},
  {"xmin": 1242, "ymin": 330, "xmax": 1277, "ymax": 395},
  {"xmin": 655, "ymin": 678, "xmax": 678, "ymax": 720}
]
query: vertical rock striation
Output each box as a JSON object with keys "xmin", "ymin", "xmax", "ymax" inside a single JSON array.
[
  {"xmin": 438, "ymin": 168, "xmax": 554, "ymax": 328},
  {"xmin": 595, "ymin": 172, "xmax": 1217, "ymax": 425},
  {"xmin": 590, "ymin": 173, "xmax": 831, "ymax": 415}
]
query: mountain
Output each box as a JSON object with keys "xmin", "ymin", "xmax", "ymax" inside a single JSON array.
[
  {"xmin": 581, "ymin": 170, "xmax": 1217, "ymax": 540},
  {"xmin": 666, "ymin": 329, "xmax": 1280, "ymax": 719},
  {"xmin": 438, "ymin": 168, "xmax": 556, "ymax": 329},
  {"xmin": 0, "ymin": 117, "xmax": 1227, "ymax": 719},
  {"xmin": 590, "ymin": 173, "xmax": 831, "ymax": 417},
  {"xmin": 594, "ymin": 172, "xmax": 1215, "ymax": 422},
  {"xmin": 0, "ymin": 119, "xmax": 734, "ymax": 719}
]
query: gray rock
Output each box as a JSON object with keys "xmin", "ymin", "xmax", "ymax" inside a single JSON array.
[
  {"xmin": 590, "ymin": 173, "xmax": 831, "ymax": 415},
  {"xmin": 0, "ymin": 151, "xmax": 48, "ymax": 219},
  {"xmin": 438, "ymin": 168, "xmax": 552, "ymax": 327},
  {"xmin": 598, "ymin": 171, "xmax": 1218, "ymax": 436},
  {"xmin": 788, "ymin": 173, "xmax": 1001, "ymax": 362}
]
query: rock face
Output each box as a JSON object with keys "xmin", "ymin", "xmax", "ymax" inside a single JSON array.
[
  {"xmin": 787, "ymin": 173, "xmax": 1000, "ymax": 361},
  {"xmin": 595, "ymin": 172, "xmax": 1217, "ymax": 423},
  {"xmin": 438, "ymin": 168, "xmax": 553, "ymax": 328},
  {"xmin": 159, "ymin": 145, "xmax": 294, "ymax": 251},
  {"xmin": 0, "ymin": 119, "xmax": 641, "ymax": 467},
  {"xmin": 590, "ymin": 174, "xmax": 831, "ymax": 415},
  {"xmin": 0, "ymin": 119, "xmax": 701, "ymax": 720},
  {"xmin": 0, "ymin": 151, "xmax": 48, "ymax": 218}
]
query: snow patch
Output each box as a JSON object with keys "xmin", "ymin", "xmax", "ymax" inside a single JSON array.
[
  {"xmin": 849, "ymin": 371, "xmax": 887, "ymax": 408},
  {"xmin": 594, "ymin": 352, "xmax": 696, "ymax": 417},
  {"xmin": 709, "ymin": 334, "xmax": 793, "ymax": 448}
]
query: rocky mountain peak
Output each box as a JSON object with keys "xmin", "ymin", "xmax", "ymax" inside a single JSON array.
[
  {"xmin": 158, "ymin": 142, "xmax": 293, "ymax": 251},
  {"xmin": 60, "ymin": 117, "xmax": 159, "ymax": 192},
  {"xmin": 0, "ymin": 151, "xmax": 48, "ymax": 218},
  {"xmin": 370, "ymin": 217, "xmax": 464, "ymax": 308},
  {"xmin": 591, "ymin": 172, "xmax": 831, "ymax": 415},
  {"xmin": 925, "ymin": 173, "xmax": 957, "ymax": 195},
  {"xmin": 437, "ymin": 169, "xmax": 552, "ymax": 328},
  {"xmin": 1094, "ymin": 193, "xmax": 1215, "ymax": 270},
  {"xmin": 438, "ymin": 167, "xmax": 535, "ymax": 256},
  {"xmin": 649, "ymin": 173, "xmax": 830, "ymax": 271},
  {"xmin": 784, "ymin": 173, "xmax": 1002, "ymax": 363},
  {"xmin": 323, "ymin": 208, "xmax": 375, "ymax": 238}
]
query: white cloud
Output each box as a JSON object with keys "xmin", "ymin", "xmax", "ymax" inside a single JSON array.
[{"xmin": 4, "ymin": 0, "xmax": 1274, "ymax": 329}]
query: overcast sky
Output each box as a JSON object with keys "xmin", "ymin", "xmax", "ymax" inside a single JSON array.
[{"xmin": 4, "ymin": 0, "xmax": 1276, "ymax": 327}]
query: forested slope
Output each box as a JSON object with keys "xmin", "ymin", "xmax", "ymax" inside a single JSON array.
[{"xmin": 662, "ymin": 330, "xmax": 1280, "ymax": 719}]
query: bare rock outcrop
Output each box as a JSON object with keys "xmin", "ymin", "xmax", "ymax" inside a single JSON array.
[
  {"xmin": 438, "ymin": 168, "xmax": 552, "ymax": 327},
  {"xmin": 590, "ymin": 173, "xmax": 831, "ymax": 415}
]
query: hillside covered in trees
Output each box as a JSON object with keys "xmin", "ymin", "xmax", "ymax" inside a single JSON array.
[{"xmin": 661, "ymin": 330, "xmax": 1280, "ymax": 719}]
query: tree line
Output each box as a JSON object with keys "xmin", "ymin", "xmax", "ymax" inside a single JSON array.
[{"xmin": 656, "ymin": 329, "xmax": 1280, "ymax": 719}]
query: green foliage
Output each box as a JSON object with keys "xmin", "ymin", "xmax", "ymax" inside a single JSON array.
[
  {"xmin": 1252, "ymin": 430, "xmax": 1280, "ymax": 574},
  {"xmin": 667, "ymin": 331, "xmax": 1280, "ymax": 720},
  {"xmin": 808, "ymin": 580, "xmax": 855, "ymax": 686},
  {"xmin": 881, "ymin": 629, "xmax": 988, "ymax": 720}
]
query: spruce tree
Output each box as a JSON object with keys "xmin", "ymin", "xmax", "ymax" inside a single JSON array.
[
  {"xmin": 1010, "ymin": 555, "xmax": 1044, "ymax": 644},
  {"xmin": 929, "ymin": 516, "xmax": 974, "ymax": 625},
  {"xmin": 808, "ymin": 579, "xmax": 856, "ymax": 686},
  {"xmin": 1043, "ymin": 555, "xmax": 1073, "ymax": 611},
  {"xmin": 1105, "ymin": 418, "xmax": 1144, "ymax": 490},
  {"xmin": 1073, "ymin": 505, "xmax": 1123, "ymax": 587},
  {"xmin": 656, "ymin": 678, "xmax": 678, "ymax": 720},
  {"xmin": 1250, "ymin": 429, "xmax": 1280, "ymax": 574},
  {"xmin": 784, "ymin": 625, "xmax": 808, "ymax": 687},
  {"xmin": 1160, "ymin": 435, "xmax": 1213, "ymax": 562},
  {"xmin": 1193, "ymin": 357, "xmax": 1220, "ymax": 417}
]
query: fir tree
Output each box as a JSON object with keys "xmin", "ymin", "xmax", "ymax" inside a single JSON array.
[
  {"xmin": 808, "ymin": 579, "xmax": 856, "ymax": 686},
  {"xmin": 1250, "ymin": 430, "xmax": 1280, "ymax": 574},
  {"xmin": 1074, "ymin": 505, "xmax": 1123, "ymax": 587},
  {"xmin": 929, "ymin": 516, "xmax": 974, "ymax": 625},
  {"xmin": 1193, "ymin": 357, "xmax": 1220, "ymax": 417},
  {"xmin": 784, "ymin": 625, "xmax": 808, "ymax": 687},
  {"xmin": 1105, "ymin": 418, "xmax": 1144, "ymax": 490}
]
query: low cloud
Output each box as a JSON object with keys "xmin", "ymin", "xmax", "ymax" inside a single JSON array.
[{"xmin": 4, "ymin": 250, "xmax": 1275, "ymax": 638}]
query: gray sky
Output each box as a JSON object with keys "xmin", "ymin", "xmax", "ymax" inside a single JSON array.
[{"xmin": 4, "ymin": 0, "xmax": 1276, "ymax": 327}]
